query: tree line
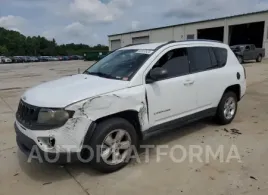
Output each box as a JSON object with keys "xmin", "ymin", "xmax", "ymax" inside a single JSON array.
[{"xmin": 0, "ymin": 27, "xmax": 108, "ymax": 56}]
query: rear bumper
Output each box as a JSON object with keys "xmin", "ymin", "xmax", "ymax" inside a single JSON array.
[{"xmin": 15, "ymin": 123, "xmax": 79, "ymax": 164}]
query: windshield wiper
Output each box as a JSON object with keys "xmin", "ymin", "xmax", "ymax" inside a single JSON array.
[{"xmin": 85, "ymin": 71, "xmax": 117, "ymax": 79}]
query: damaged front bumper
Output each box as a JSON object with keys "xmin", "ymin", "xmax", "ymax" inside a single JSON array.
[
  {"xmin": 15, "ymin": 116, "xmax": 96, "ymax": 163},
  {"xmin": 15, "ymin": 123, "xmax": 80, "ymax": 164}
]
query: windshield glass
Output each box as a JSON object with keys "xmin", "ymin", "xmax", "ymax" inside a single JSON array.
[
  {"xmin": 84, "ymin": 49, "xmax": 153, "ymax": 81},
  {"xmin": 231, "ymin": 45, "xmax": 245, "ymax": 51}
]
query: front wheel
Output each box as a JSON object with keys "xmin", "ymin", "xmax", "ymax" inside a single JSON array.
[
  {"xmin": 87, "ymin": 118, "xmax": 137, "ymax": 173},
  {"xmin": 215, "ymin": 91, "xmax": 238, "ymax": 125}
]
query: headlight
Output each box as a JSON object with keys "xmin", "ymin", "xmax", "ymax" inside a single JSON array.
[{"xmin": 37, "ymin": 108, "xmax": 73, "ymax": 125}]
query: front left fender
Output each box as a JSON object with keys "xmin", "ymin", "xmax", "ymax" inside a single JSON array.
[{"xmin": 66, "ymin": 94, "xmax": 149, "ymax": 130}]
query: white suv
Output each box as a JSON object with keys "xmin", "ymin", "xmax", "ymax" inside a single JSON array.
[{"xmin": 15, "ymin": 40, "xmax": 246, "ymax": 172}]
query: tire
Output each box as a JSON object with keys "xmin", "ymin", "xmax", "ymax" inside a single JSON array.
[
  {"xmin": 215, "ymin": 91, "xmax": 238, "ymax": 125},
  {"xmin": 237, "ymin": 56, "xmax": 243, "ymax": 64},
  {"xmin": 85, "ymin": 118, "xmax": 138, "ymax": 173},
  {"xmin": 256, "ymin": 54, "xmax": 262, "ymax": 62}
]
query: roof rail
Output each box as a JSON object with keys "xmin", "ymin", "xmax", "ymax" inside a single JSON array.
[
  {"xmin": 124, "ymin": 40, "xmax": 177, "ymax": 49},
  {"xmin": 155, "ymin": 40, "xmax": 177, "ymax": 51},
  {"xmin": 182, "ymin": 39, "xmax": 222, "ymax": 43},
  {"xmin": 123, "ymin": 43, "xmax": 147, "ymax": 48},
  {"xmin": 121, "ymin": 39, "xmax": 222, "ymax": 52}
]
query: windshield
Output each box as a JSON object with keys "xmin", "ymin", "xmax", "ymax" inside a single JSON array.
[
  {"xmin": 84, "ymin": 49, "xmax": 153, "ymax": 81},
  {"xmin": 231, "ymin": 45, "xmax": 245, "ymax": 51}
]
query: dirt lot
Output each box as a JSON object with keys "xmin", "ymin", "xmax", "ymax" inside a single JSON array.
[{"xmin": 1, "ymin": 60, "xmax": 268, "ymax": 195}]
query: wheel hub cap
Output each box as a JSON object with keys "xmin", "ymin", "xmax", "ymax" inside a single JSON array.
[
  {"xmin": 224, "ymin": 97, "xmax": 236, "ymax": 120},
  {"xmin": 101, "ymin": 129, "xmax": 131, "ymax": 165}
]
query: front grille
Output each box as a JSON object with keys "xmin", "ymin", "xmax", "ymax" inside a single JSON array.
[{"xmin": 16, "ymin": 100, "xmax": 40, "ymax": 127}]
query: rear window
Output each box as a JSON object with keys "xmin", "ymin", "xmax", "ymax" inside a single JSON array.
[{"xmin": 213, "ymin": 47, "xmax": 227, "ymax": 67}]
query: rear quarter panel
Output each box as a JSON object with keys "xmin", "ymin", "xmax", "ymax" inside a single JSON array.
[{"xmin": 212, "ymin": 47, "xmax": 246, "ymax": 107}]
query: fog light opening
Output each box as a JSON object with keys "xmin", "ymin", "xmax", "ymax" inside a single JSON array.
[
  {"xmin": 38, "ymin": 137, "xmax": 56, "ymax": 149},
  {"xmin": 48, "ymin": 137, "xmax": 56, "ymax": 147}
]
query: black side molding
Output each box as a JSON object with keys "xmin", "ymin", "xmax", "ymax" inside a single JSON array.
[
  {"xmin": 142, "ymin": 108, "xmax": 217, "ymax": 140},
  {"xmin": 82, "ymin": 121, "xmax": 97, "ymax": 145}
]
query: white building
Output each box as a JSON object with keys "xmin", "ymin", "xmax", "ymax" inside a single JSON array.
[{"xmin": 108, "ymin": 10, "xmax": 268, "ymax": 57}]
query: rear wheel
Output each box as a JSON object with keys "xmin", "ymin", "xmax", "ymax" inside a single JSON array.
[
  {"xmin": 215, "ymin": 91, "xmax": 238, "ymax": 125},
  {"xmin": 86, "ymin": 118, "xmax": 137, "ymax": 173},
  {"xmin": 256, "ymin": 54, "xmax": 262, "ymax": 62}
]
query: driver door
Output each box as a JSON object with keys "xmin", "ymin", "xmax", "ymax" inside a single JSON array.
[{"xmin": 145, "ymin": 47, "xmax": 198, "ymax": 126}]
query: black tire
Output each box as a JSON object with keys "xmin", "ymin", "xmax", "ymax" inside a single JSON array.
[
  {"xmin": 237, "ymin": 56, "xmax": 243, "ymax": 64},
  {"xmin": 85, "ymin": 118, "xmax": 137, "ymax": 173},
  {"xmin": 256, "ymin": 54, "xmax": 262, "ymax": 62},
  {"xmin": 215, "ymin": 91, "xmax": 238, "ymax": 125}
]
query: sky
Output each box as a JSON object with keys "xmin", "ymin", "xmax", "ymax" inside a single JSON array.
[{"xmin": 0, "ymin": 0, "xmax": 268, "ymax": 46}]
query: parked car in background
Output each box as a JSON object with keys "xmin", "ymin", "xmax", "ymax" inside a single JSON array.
[
  {"xmin": 14, "ymin": 56, "xmax": 25, "ymax": 63},
  {"xmin": 231, "ymin": 44, "xmax": 265, "ymax": 63},
  {"xmin": 33, "ymin": 57, "xmax": 39, "ymax": 62},
  {"xmin": 62, "ymin": 56, "xmax": 69, "ymax": 61},
  {"xmin": 70, "ymin": 55, "xmax": 83, "ymax": 60},
  {"xmin": 18, "ymin": 56, "xmax": 30, "ymax": 63},
  {"xmin": 78, "ymin": 55, "xmax": 84, "ymax": 60},
  {"xmin": 1, "ymin": 54, "xmax": 83, "ymax": 64},
  {"xmin": 29, "ymin": 56, "xmax": 39, "ymax": 62},
  {"xmin": 38, "ymin": 56, "xmax": 44, "ymax": 62},
  {"xmin": 0, "ymin": 56, "xmax": 12, "ymax": 63},
  {"xmin": 10, "ymin": 57, "xmax": 20, "ymax": 63},
  {"xmin": 50, "ymin": 56, "xmax": 59, "ymax": 61},
  {"xmin": 0, "ymin": 56, "xmax": 4, "ymax": 63},
  {"xmin": 38, "ymin": 56, "xmax": 49, "ymax": 62},
  {"xmin": 10, "ymin": 56, "xmax": 23, "ymax": 63},
  {"xmin": 24, "ymin": 56, "xmax": 32, "ymax": 62},
  {"xmin": 57, "ymin": 56, "xmax": 63, "ymax": 61}
]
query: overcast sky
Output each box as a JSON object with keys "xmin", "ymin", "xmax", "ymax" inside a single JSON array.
[{"xmin": 0, "ymin": 0, "xmax": 268, "ymax": 46}]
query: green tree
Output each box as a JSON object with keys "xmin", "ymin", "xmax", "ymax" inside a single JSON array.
[
  {"xmin": 0, "ymin": 27, "xmax": 109, "ymax": 56},
  {"xmin": 0, "ymin": 45, "xmax": 8, "ymax": 55}
]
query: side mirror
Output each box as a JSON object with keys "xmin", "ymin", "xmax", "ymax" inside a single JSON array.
[{"xmin": 147, "ymin": 67, "xmax": 168, "ymax": 83}]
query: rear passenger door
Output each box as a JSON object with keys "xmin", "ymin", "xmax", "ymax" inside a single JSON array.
[{"xmin": 187, "ymin": 46, "xmax": 227, "ymax": 110}]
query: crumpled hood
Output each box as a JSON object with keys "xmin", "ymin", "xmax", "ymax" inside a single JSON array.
[{"xmin": 22, "ymin": 74, "xmax": 129, "ymax": 108}]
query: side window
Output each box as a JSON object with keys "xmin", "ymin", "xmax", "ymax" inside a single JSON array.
[
  {"xmin": 213, "ymin": 47, "xmax": 227, "ymax": 67},
  {"xmin": 188, "ymin": 47, "xmax": 212, "ymax": 72},
  {"xmin": 245, "ymin": 45, "xmax": 250, "ymax": 50},
  {"xmin": 150, "ymin": 48, "xmax": 189, "ymax": 78},
  {"xmin": 250, "ymin": 45, "xmax": 256, "ymax": 50}
]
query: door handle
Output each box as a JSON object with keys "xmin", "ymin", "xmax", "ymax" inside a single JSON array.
[{"xmin": 183, "ymin": 80, "xmax": 194, "ymax": 86}]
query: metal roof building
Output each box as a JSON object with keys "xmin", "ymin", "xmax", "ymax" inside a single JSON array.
[{"xmin": 108, "ymin": 10, "xmax": 268, "ymax": 57}]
